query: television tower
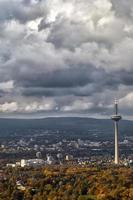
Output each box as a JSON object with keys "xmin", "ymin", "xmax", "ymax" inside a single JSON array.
[{"xmin": 111, "ymin": 100, "xmax": 122, "ymax": 164}]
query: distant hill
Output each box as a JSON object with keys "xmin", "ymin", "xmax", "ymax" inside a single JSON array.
[{"xmin": 0, "ymin": 117, "xmax": 132, "ymax": 138}]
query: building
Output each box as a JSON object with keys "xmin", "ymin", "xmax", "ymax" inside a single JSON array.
[{"xmin": 20, "ymin": 159, "xmax": 44, "ymax": 167}]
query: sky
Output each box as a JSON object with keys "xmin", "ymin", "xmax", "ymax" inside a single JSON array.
[{"xmin": 0, "ymin": 0, "xmax": 133, "ymax": 119}]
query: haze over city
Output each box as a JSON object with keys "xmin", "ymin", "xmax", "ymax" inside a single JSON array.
[{"xmin": 0, "ymin": 0, "xmax": 133, "ymax": 119}]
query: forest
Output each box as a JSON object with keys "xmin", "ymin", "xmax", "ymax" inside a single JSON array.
[{"xmin": 0, "ymin": 165, "xmax": 133, "ymax": 200}]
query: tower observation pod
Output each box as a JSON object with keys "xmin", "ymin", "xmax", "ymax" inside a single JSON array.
[{"xmin": 111, "ymin": 100, "xmax": 122, "ymax": 165}]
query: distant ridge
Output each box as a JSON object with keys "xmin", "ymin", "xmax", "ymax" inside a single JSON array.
[{"xmin": 0, "ymin": 117, "xmax": 132, "ymax": 137}]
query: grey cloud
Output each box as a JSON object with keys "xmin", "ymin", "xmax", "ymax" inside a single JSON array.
[
  {"xmin": 38, "ymin": 18, "xmax": 51, "ymax": 31},
  {"xmin": 0, "ymin": 0, "xmax": 46, "ymax": 24},
  {"xmin": 0, "ymin": 0, "xmax": 133, "ymax": 117},
  {"xmin": 111, "ymin": 0, "xmax": 133, "ymax": 20},
  {"xmin": 46, "ymin": 16, "xmax": 122, "ymax": 49},
  {"xmin": 46, "ymin": 17, "xmax": 88, "ymax": 49},
  {"xmin": 22, "ymin": 0, "xmax": 42, "ymax": 6}
]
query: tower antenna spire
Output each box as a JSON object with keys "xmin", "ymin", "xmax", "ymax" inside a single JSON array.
[{"xmin": 115, "ymin": 99, "xmax": 118, "ymax": 115}]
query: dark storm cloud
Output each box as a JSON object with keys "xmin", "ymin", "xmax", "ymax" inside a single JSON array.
[
  {"xmin": 21, "ymin": 85, "xmax": 97, "ymax": 97},
  {"xmin": 15, "ymin": 66, "xmax": 124, "ymax": 98},
  {"xmin": 15, "ymin": 65, "xmax": 94, "ymax": 88},
  {"xmin": 119, "ymin": 70, "xmax": 133, "ymax": 85}
]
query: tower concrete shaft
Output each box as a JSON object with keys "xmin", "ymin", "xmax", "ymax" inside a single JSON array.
[
  {"xmin": 111, "ymin": 101, "xmax": 122, "ymax": 165},
  {"xmin": 114, "ymin": 121, "xmax": 119, "ymax": 164}
]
